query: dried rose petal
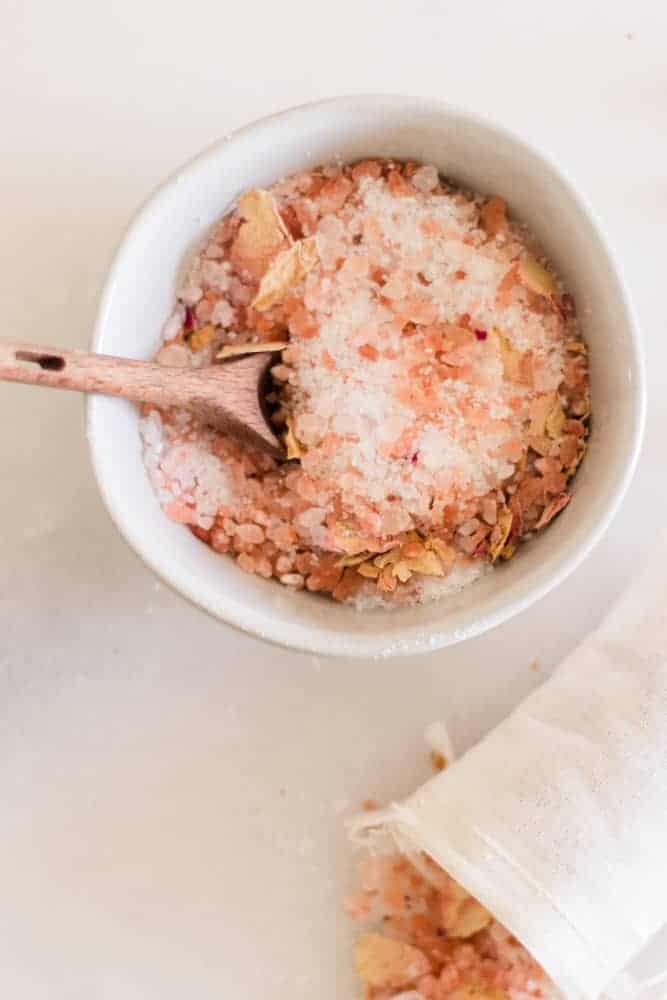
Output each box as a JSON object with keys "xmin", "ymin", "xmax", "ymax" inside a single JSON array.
[
  {"xmin": 545, "ymin": 399, "xmax": 566, "ymax": 439},
  {"xmin": 405, "ymin": 550, "xmax": 446, "ymax": 577},
  {"xmin": 536, "ymin": 492, "xmax": 570, "ymax": 529},
  {"xmin": 251, "ymin": 237, "xmax": 319, "ymax": 311},
  {"xmin": 488, "ymin": 507, "xmax": 513, "ymax": 561},
  {"xmin": 518, "ymin": 254, "xmax": 557, "ymax": 297},
  {"xmin": 217, "ymin": 340, "xmax": 288, "ymax": 360},
  {"xmin": 283, "ymin": 418, "xmax": 304, "ymax": 460},
  {"xmin": 230, "ymin": 188, "xmax": 291, "ymax": 278},
  {"xmin": 391, "ymin": 560, "xmax": 413, "ymax": 583},
  {"xmin": 357, "ymin": 561, "xmax": 380, "ymax": 579}
]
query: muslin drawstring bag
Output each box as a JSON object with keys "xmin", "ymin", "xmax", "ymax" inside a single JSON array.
[{"xmin": 351, "ymin": 540, "xmax": 667, "ymax": 1000}]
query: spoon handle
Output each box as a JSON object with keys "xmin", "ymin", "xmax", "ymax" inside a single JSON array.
[
  {"xmin": 0, "ymin": 339, "xmax": 195, "ymax": 405},
  {"xmin": 0, "ymin": 339, "xmax": 284, "ymax": 457}
]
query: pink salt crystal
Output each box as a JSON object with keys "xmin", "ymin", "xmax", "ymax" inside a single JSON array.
[
  {"xmin": 211, "ymin": 299, "xmax": 235, "ymax": 327},
  {"xmin": 236, "ymin": 523, "xmax": 265, "ymax": 544},
  {"xmin": 275, "ymin": 554, "xmax": 295, "ymax": 574},
  {"xmin": 236, "ymin": 553, "xmax": 256, "ymax": 573},
  {"xmin": 296, "ymin": 507, "xmax": 327, "ymax": 531},
  {"xmin": 165, "ymin": 500, "xmax": 195, "ymax": 524},
  {"xmin": 480, "ymin": 498, "xmax": 497, "ymax": 525},
  {"xmin": 180, "ymin": 285, "xmax": 203, "ymax": 306},
  {"xmin": 195, "ymin": 298, "xmax": 213, "ymax": 323},
  {"xmin": 411, "ymin": 164, "xmax": 439, "ymax": 193},
  {"xmin": 255, "ymin": 555, "xmax": 273, "ymax": 578}
]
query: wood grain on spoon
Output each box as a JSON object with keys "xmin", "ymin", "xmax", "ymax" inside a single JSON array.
[{"xmin": 0, "ymin": 340, "xmax": 285, "ymax": 459}]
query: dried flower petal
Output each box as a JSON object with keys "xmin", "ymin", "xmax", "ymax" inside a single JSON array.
[
  {"xmin": 405, "ymin": 550, "xmax": 446, "ymax": 577},
  {"xmin": 535, "ymin": 492, "xmax": 570, "ymax": 529},
  {"xmin": 496, "ymin": 330, "xmax": 524, "ymax": 383},
  {"xmin": 357, "ymin": 561, "xmax": 381, "ymax": 579},
  {"xmin": 426, "ymin": 537, "xmax": 456, "ymax": 567},
  {"xmin": 332, "ymin": 525, "xmax": 369, "ymax": 556},
  {"xmin": 377, "ymin": 565, "xmax": 398, "ymax": 593},
  {"xmin": 488, "ymin": 507, "xmax": 513, "ymax": 561},
  {"xmin": 374, "ymin": 548, "xmax": 402, "ymax": 569},
  {"xmin": 337, "ymin": 552, "xmax": 371, "ymax": 568},
  {"xmin": 391, "ymin": 560, "xmax": 413, "ymax": 583},
  {"xmin": 216, "ymin": 340, "xmax": 288, "ymax": 360},
  {"xmin": 545, "ymin": 399, "xmax": 566, "ymax": 439},
  {"xmin": 518, "ymin": 254, "xmax": 557, "ymax": 297},
  {"xmin": 284, "ymin": 418, "xmax": 304, "ymax": 460},
  {"xmin": 529, "ymin": 392, "xmax": 558, "ymax": 436},
  {"xmin": 230, "ymin": 188, "xmax": 291, "ymax": 278},
  {"xmin": 252, "ymin": 237, "xmax": 319, "ymax": 311}
]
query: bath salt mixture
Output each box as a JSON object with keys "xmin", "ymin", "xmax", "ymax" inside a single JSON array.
[
  {"xmin": 140, "ymin": 159, "xmax": 590, "ymax": 607},
  {"xmin": 345, "ymin": 851, "xmax": 561, "ymax": 1000}
]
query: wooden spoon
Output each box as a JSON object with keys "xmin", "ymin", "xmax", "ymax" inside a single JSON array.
[{"xmin": 0, "ymin": 340, "xmax": 285, "ymax": 459}]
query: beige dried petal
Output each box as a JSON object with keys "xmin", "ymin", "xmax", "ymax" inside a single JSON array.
[
  {"xmin": 528, "ymin": 435, "xmax": 555, "ymax": 457},
  {"xmin": 400, "ymin": 541, "xmax": 426, "ymax": 559},
  {"xmin": 426, "ymin": 538, "xmax": 456, "ymax": 566},
  {"xmin": 239, "ymin": 189, "xmax": 290, "ymax": 247},
  {"xmin": 357, "ymin": 561, "xmax": 381, "ymax": 579},
  {"xmin": 500, "ymin": 540, "xmax": 517, "ymax": 561},
  {"xmin": 377, "ymin": 566, "xmax": 398, "ymax": 593},
  {"xmin": 252, "ymin": 237, "xmax": 319, "ymax": 311},
  {"xmin": 566, "ymin": 442, "xmax": 587, "ymax": 480},
  {"xmin": 332, "ymin": 525, "xmax": 369, "ymax": 556},
  {"xmin": 283, "ymin": 418, "xmax": 304, "ymax": 460},
  {"xmin": 489, "ymin": 507, "xmax": 513, "ymax": 561},
  {"xmin": 337, "ymin": 553, "xmax": 370, "ymax": 568},
  {"xmin": 536, "ymin": 492, "xmax": 571, "ymax": 529},
  {"xmin": 518, "ymin": 254, "xmax": 557, "ymax": 297},
  {"xmin": 231, "ymin": 189, "xmax": 292, "ymax": 279},
  {"xmin": 216, "ymin": 340, "xmax": 288, "ymax": 360},
  {"xmin": 529, "ymin": 392, "xmax": 558, "ymax": 436},
  {"xmin": 354, "ymin": 933, "xmax": 430, "ymax": 989},
  {"xmin": 188, "ymin": 324, "xmax": 216, "ymax": 352},
  {"xmin": 374, "ymin": 547, "xmax": 402, "ymax": 569},
  {"xmin": 448, "ymin": 898, "xmax": 493, "ymax": 939},
  {"xmin": 545, "ymin": 399, "xmax": 566, "ymax": 439},
  {"xmin": 496, "ymin": 330, "xmax": 523, "ymax": 383},
  {"xmin": 406, "ymin": 550, "xmax": 445, "ymax": 577},
  {"xmin": 391, "ymin": 560, "xmax": 413, "ymax": 583}
]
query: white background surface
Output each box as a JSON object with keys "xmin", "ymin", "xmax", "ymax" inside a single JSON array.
[{"xmin": 1, "ymin": 2, "xmax": 666, "ymax": 997}]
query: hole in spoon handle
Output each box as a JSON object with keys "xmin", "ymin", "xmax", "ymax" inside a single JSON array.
[{"xmin": 15, "ymin": 350, "xmax": 66, "ymax": 372}]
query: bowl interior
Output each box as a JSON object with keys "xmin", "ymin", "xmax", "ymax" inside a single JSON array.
[{"xmin": 89, "ymin": 96, "xmax": 643, "ymax": 657}]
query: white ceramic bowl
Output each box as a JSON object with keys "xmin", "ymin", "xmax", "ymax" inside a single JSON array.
[{"xmin": 89, "ymin": 95, "xmax": 645, "ymax": 658}]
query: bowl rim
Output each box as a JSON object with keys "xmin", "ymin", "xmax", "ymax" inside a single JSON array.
[{"xmin": 87, "ymin": 93, "xmax": 646, "ymax": 658}]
